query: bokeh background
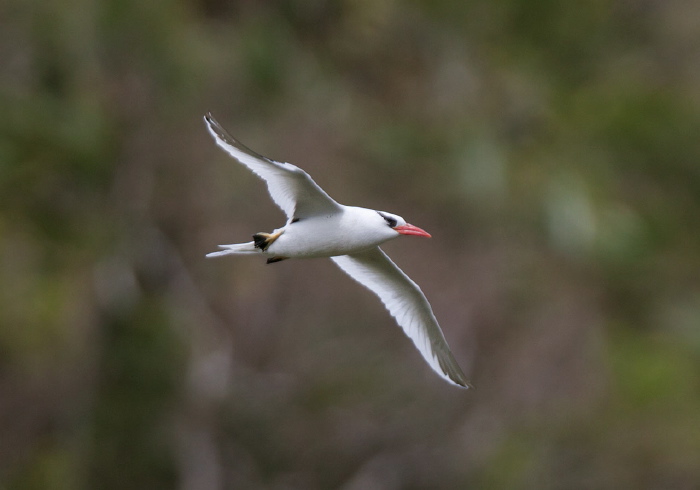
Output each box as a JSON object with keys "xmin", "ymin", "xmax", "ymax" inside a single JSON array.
[{"xmin": 2, "ymin": 0, "xmax": 700, "ymax": 488}]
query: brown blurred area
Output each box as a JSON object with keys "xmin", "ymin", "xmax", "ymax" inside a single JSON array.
[{"xmin": 1, "ymin": 0, "xmax": 700, "ymax": 488}]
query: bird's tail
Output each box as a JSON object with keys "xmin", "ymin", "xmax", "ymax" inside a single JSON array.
[{"xmin": 206, "ymin": 241, "xmax": 259, "ymax": 258}]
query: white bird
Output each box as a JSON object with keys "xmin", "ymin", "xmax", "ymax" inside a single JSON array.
[{"xmin": 204, "ymin": 114, "xmax": 471, "ymax": 389}]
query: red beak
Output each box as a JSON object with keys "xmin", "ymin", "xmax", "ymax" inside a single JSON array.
[{"xmin": 394, "ymin": 223, "xmax": 431, "ymax": 238}]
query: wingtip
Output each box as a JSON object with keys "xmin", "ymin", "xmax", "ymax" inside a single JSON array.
[
  {"xmin": 203, "ymin": 113, "xmax": 230, "ymax": 147},
  {"xmin": 203, "ymin": 112, "xmax": 216, "ymax": 128},
  {"xmin": 455, "ymin": 371, "xmax": 475, "ymax": 389},
  {"xmin": 436, "ymin": 350, "xmax": 473, "ymax": 389},
  {"xmin": 450, "ymin": 376, "xmax": 474, "ymax": 390},
  {"xmin": 203, "ymin": 112, "xmax": 230, "ymax": 138}
]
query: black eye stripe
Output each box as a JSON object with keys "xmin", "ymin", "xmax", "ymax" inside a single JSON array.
[{"xmin": 378, "ymin": 212, "xmax": 397, "ymax": 228}]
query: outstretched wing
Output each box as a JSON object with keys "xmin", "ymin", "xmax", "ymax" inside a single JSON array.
[
  {"xmin": 331, "ymin": 248, "xmax": 471, "ymax": 388},
  {"xmin": 204, "ymin": 114, "xmax": 341, "ymax": 220}
]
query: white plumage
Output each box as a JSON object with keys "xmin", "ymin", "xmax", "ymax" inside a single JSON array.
[{"xmin": 205, "ymin": 114, "xmax": 471, "ymax": 388}]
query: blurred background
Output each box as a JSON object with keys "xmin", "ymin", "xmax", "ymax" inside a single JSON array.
[{"xmin": 2, "ymin": 0, "xmax": 700, "ymax": 488}]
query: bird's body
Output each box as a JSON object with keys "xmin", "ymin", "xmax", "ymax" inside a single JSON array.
[
  {"xmin": 204, "ymin": 114, "xmax": 471, "ymax": 388},
  {"xmin": 212, "ymin": 207, "xmax": 403, "ymax": 260}
]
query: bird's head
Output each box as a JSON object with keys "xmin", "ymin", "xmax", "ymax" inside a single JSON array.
[{"xmin": 376, "ymin": 211, "xmax": 432, "ymax": 238}]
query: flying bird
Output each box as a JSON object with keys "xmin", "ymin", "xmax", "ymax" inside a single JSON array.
[{"xmin": 204, "ymin": 114, "xmax": 471, "ymax": 388}]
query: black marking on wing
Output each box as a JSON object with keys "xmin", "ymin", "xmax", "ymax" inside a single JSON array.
[{"xmin": 291, "ymin": 218, "xmax": 300, "ymax": 223}]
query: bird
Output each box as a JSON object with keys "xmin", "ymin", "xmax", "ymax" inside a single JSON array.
[{"xmin": 204, "ymin": 113, "xmax": 471, "ymax": 389}]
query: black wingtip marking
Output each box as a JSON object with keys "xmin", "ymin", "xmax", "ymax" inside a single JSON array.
[{"xmin": 291, "ymin": 218, "xmax": 300, "ymax": 223}]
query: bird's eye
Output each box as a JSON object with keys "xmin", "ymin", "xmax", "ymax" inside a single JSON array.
[{"xmin": 378, "ymin": 212, "xmax": 397, "ymax": 228}]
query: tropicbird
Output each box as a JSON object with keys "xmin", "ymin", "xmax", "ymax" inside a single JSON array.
[{"xmin": 204, "ymin": 114, "xmax": 471, "ymax": 388}]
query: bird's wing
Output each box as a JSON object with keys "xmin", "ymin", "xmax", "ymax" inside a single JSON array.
[
  {"xmin": 204, "ymin": 114, "xmax": 341, "ymax": 220},
  {"xmin": 331, "ymin": 248, "xmax": 471, "ymax": 388}
]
